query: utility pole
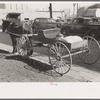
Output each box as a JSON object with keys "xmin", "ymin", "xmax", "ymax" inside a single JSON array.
[
  {"xmin": 49, "ymin": 3, "xmax": 52, "ymax": 18},
  {"xmin": 73, "ymin": 3, "xmax": 76, "ymax": 18},
  {"xmin": 69, "ymin": 9, "xmax": 70, "ymax": 19},
  {"xmin": 10, "ymin": 3, "xmax": 12, "ymax": 9},
  {"xmin": 27, "ymin": 4, "xmax": 28, "ymax": 11},
  {"xmin": 77, "ymin": 3, "xmax": 78, "ymax": 17},
  {"xmin": 21, "ymin": 3, "xmax": 23, "ymax": 10},
  {"xmin": 16, "ymin": 3, "xmax": 18, "ymax": 10}
]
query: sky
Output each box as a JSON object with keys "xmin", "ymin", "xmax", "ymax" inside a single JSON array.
[
  {"xmin": 28, "ymin": 2, "xmax": 93, "ymax": 10},
  {"xmin": 27, "ymin": 2, "xmax": 97, "ymax": 14},
  {"xmin": 2, "ymin": 2, "xmax": 100, "ymax": 19},
  {"xmin": 27, "ymin": 2, "xmax": 100, "ymax": 16},
  {"xmin": 5, "ymin": 2, "xmax": 98, "ymax": 14}
]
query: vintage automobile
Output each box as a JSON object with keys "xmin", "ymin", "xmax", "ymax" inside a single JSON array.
[
  {"xmin": 60, "ymin": 17, "xmax": 100, "ymax": 40},
  {"xmin": 32, "ymin": 18, "xmax": 61, "ymax": 34}
]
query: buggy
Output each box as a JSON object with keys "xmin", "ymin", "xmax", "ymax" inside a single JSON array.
[{"xmin": 7, "ymin": 27, "xmax": 100, "ymax": 76}]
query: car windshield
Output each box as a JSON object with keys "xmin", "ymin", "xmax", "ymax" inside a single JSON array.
[
  {"xmin": 72, "ymin": 18, "xmax": 84, "ymax": 24},
  {"xmin": 48, "ymin": 19, "xmax": 56, "ymax": 23},
  {"xmin": 40, "ymin": 19, "xmax": 47, "ymax": 23},
  {"xmin": 85, "ymin": 19, "xmax": 93, "ymax": 23}
]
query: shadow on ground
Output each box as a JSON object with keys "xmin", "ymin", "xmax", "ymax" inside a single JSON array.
[
  {"xmin": 0, "ymin": 49, "xmax": 10, "ymax": 58},
  {"xmin": 1, "ymin": 48, "xmax": 100, "ymax": 77},
  {"xmin": 72, "ymin": 55, "xmax": 100, "ymax": 73},
  {"xmin": 5, "ymin": 54, "xmax": 61, "ymax": 77},
  {"xmin": 0, "ymin": 49, "xmax": 10, "ymax": 54}
]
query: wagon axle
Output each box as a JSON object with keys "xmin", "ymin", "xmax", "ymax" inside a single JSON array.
[{"xmin": 56, "ymin": 54, "xmax": 61, "ymax": 61}]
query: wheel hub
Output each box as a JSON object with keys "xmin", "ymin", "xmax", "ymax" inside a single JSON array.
[{"xmin": 56, "ymin": 54, "xmax": 61, "ymax": 61}]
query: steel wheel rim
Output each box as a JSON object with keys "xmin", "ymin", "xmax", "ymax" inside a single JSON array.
[
  {"xmin": 78, "ymin": 36, "xmax": 100, "ymax": 64},
  {"xmin": 49, "ymin": 41, "xmax": 72, "ymax": 75}
]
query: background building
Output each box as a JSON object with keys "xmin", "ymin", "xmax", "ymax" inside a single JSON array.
[{"xmin": 0, "ymin": 3, "xmax": 65, "ymax": 21}]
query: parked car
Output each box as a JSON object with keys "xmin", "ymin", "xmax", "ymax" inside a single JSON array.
[
  {"xmin": 60, "ymin": 17, "xmax": 100, "ymax": 40},
  {"xmin": 32, "ymin": 18, "xmax": 61, "ymax": 34}
]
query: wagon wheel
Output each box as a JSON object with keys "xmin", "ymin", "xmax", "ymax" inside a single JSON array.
[
  {"xmin": 78, "ymin": 36, "xmax": 100, "ymax": 64},
  {"xmin": 16, "ymin": 35, "xmax": 33, "ymax": 57},
  {"xmin": 49, "ymin": 41, "xmax": 72, "ymax": 76}
]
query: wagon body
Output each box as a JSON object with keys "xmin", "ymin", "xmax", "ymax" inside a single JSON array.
[
  {"xmin": 30, "ymin": 28, "xmax": 88, "ymax": 52},
  {"xmin": 31, "ymin": 28, "xmax": 60, "ymax": 44}
]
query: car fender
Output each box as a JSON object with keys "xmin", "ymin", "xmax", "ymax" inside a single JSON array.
[
  {"xmin": 60, "ymin": 25, "xmax": 70, "ymax": 32},
  {"xmin": 86, "ymin": 28, "xmax": 100, "ymax": 36},
  {"xmin": 60, "ymin": 23, "xmax": 69, "ymax": 29}
]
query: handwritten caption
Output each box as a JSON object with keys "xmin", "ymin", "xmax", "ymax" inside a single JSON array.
[{"xmin": 50, "ymin": 82, "xmax": 58, "ymax": 86}]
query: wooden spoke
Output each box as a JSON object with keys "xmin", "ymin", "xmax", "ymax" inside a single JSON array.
[
  {"xmin": 49, "ymin": 41, "xmax": 72, "ymax": 75},
  {"xmin": 16, "ymin": 36, "xmax": 33, "ymax": 57},
  {"xmin": 78, "ymin": 36, "xmax": 100, "ymax": 64}
]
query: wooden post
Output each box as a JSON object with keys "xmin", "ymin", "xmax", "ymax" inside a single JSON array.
[
  {"xmin": 77, "ymin": 3, "xmax": 78, "ymax": 17},
  {"xmin": 10, "ymin": 3, "xmax": 12, "ymax": 9},
  {"xmin": 73, "ymin": 3, "xmax": 76, "ymax": 18},
  {"xmin": 21, "ymin": 3, "xmax": 23, "ymax": 10},
  {"xmin": 49, "ymin": 3, "xmax": 52, "ymax": 18},
  {"xmin": 16, "ymin": 3, "xmax": 18, "ymax": 10}
]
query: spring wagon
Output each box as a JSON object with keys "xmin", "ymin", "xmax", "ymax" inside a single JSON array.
[{"xmin": 8, "ymin": 28, "xmax": 100, "ymax": 76}]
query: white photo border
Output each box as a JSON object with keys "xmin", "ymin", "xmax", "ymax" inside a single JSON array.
[{"xmin": 0, "ymin": 1, "xmax": 100, "ymax": 99}]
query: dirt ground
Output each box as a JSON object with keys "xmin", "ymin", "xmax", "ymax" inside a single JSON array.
[
  {"xmin": 0, "ymin": 51, "xmax": 78, "ymax": 82},
  {"xmin": 0, "ymin": 32, "xmax": 100, "ymax": 82}
]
